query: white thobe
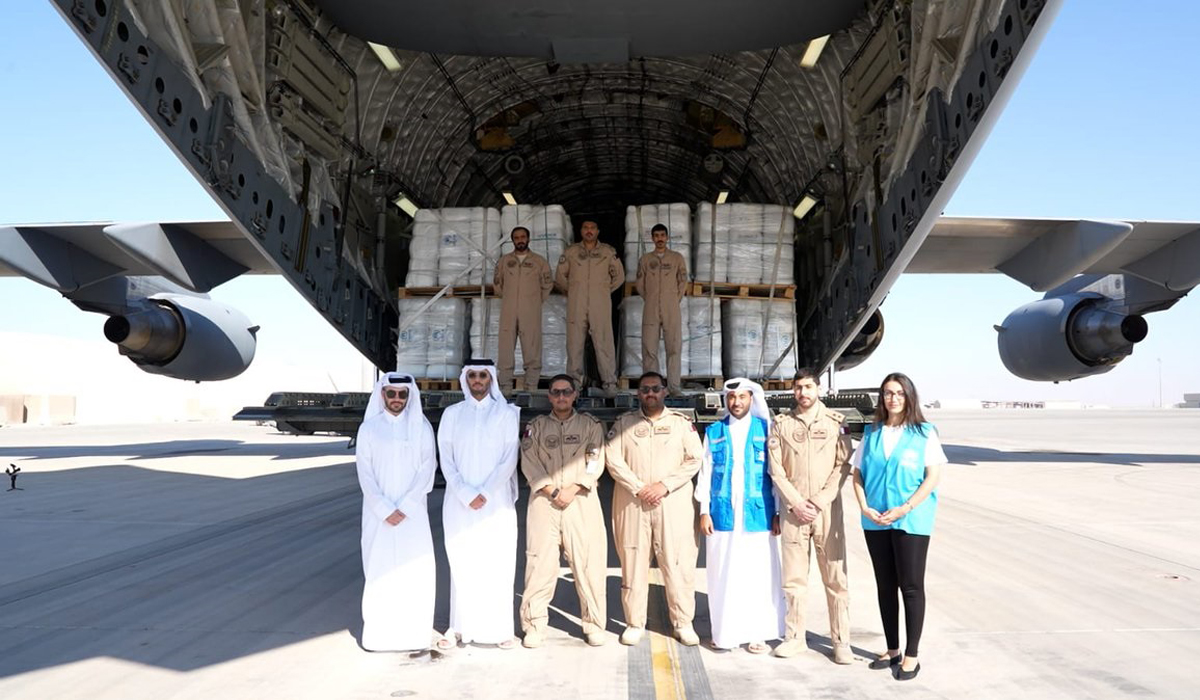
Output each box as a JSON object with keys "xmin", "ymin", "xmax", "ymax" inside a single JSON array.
[
  {"xmin": 355, "ymin": 410, "xmax": 438, "ymax": 651},
  {"xmin": 437, "ymin": 395, "xmax": 520, "ymax": 643},
  {"xmin": 696, "ymin": 415, "xmax": 786, "ymax": 648}
]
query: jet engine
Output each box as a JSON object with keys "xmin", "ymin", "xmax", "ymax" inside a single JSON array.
[
  {"xmin": 837, "ymin": 309, "xmax": 884, "ymax": 371},
  {"xmin": 103, "ymin": 294, "xmax": 258, "ymax": 381},
  {"xmin": 996, "ymin": 293, "xmax": 1147, "ymax": 382}
]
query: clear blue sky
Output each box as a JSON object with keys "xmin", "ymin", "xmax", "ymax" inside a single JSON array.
[{"xmin": 1, "ymin": 2, "xmax": 1197, "ymax": 406}]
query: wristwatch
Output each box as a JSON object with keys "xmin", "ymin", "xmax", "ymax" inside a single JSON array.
[{"xmin": 550, "ymin": 488, "xmax": 560, "ymax": 499}]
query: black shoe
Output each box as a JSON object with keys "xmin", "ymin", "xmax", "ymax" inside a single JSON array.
[
  {"xmin": 868, "ymin": 654, "xmax": 900, "ymax": 670},
  {"xmin": 896, "ymin": 662, "xmax": 921, "ymax": 681}
]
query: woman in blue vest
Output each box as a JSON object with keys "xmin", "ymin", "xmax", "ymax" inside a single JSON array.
[{"xmin": 851, "ymin": 372, "xmax": 947, "ymax": 681}]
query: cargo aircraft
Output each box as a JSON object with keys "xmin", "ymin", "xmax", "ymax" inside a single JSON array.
[{"xmin": 3, "ymin": 0, "xmax": 1198, "ymax": 389}]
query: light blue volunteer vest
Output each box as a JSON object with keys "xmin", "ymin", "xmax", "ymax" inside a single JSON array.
[
  {"xmin": 859, "ymin": 422, "xmax": 938, "ymax": 536},
  {"xmin": 705, "ymin": 416, "xmax": 774, "ymax": 532}
]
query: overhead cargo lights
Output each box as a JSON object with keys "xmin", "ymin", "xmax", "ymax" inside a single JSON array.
[
  {"xmin": 793, "ymin": 194, "xmax": 820, "ymax": 220},
  {"xmin": 367, "ymin": 42, "xmax": 403, "ymax": 72},
  {"xmin": 502, "ymin": 192, "xmax": 518, "ymax": 206},
  {"xmin": 716, "ymin": 191, "xmax": 730, "ymax": 204},
  {"xmin": 799, "ymin": 35, "xmax": 830, "ymax": 68},
  {"xmin": 393, "ymin": 194, "xmax": 419, "ymax": 217}
]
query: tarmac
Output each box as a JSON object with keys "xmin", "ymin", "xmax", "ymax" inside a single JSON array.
[{"xmin": 1, "ymin": 409, "xmax": 1198, "ymax": 699}]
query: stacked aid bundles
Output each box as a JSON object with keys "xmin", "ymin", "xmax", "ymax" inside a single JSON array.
[
  {"xmin": 722, "ymin": 298, "xmax": 797, "ymax": 380},
  {"xmin": 396, "ymin": 298, "xmax": 468, "ymax": 379},
  {"xmin": 406, "ymin": 207, "xmax": 503, "ymax": 287},
  {"xmin": 694, "ymin": 203, "xmax": 795, "ymax": 285}
]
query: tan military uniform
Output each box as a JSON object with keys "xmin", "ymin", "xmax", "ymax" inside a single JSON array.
[
  {"xmin": 605, "ymin": 408, "xmax": 704, "ymax": 630},
  {"xmin": 555, "ymin": 242, "xmax": 624, "ymax": 387},
  {"xmin": 635, "ymin": 249, "xmax": 689, "ymax": 394},
  {"xmin": 519, "ymin": 411, "xmax": 608, "ymax": 637},
  {"xmin": 494, "ymin": 250, "xmax": 553, "ymax": 390},
  {"xmin": 767, "ymin": 402, "xmax": 853, "ymax": 647}
]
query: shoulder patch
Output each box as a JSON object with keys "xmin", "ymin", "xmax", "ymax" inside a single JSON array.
[
  {"xmin": 521, "ymin": 436, "xmax": 533, "ymax": 450},
  {"xmin": 606, "ymin": 428, "xmax": 616, "ymax": 440},
  {"xmin": 558, "ymin": 255, "xmax": 567, "ymax": 264},
  {"xmin": 768, "ymin": 436, "xmax": 780, "ymax": 449}
]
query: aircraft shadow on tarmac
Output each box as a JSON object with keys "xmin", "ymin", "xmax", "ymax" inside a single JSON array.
[
  {"xmin": 944, "ymin": 444, "xmax": 1200, "ymax": 466},
  {"xmin": 0, "ymin": 464, "xmax": 710, "ymax": 678}
]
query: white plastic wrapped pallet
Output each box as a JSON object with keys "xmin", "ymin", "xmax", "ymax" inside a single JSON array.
[
  {"xmin": 693, "ymin": 203, "xmax": 794, "ymax": 285},
  {"xmin": 500, "ymin": 204, "xmax": 573, "ymax": 265},
  {"xmin": 723, "ymin": 299, "xmax": 796, "ymax": 380},
  {"xmin": 403, "ymin": 207, "xmax": 502, "ymax": 287},
  {"xmin": 623, "ymin": 204, "xmax": 692, "ymax": 282},
  {"xmin": 396, "ymin": 298, "xmax": 468, "ymax": 379},
  {"xmin": 684, "ymin": 297, "xmax": 722, "ymax": 376},
  {"xmin": 468, "ymin": 296, "xmax": 568, "ymax": 377}
]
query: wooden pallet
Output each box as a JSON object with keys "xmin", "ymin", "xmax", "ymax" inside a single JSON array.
[
  {"xmin": 397, "ymin": 285, "xmax": 495, "ymax": 298},
  {"xmin": 762, "ymin": 379, "xmax": 792, "ymax": 391},
  {"xmin": 688, "ymin": 282, "xmax": 796, "ymax": 299},
  {"xmin": 414, "ymin": 378, "xmax": 460, "ymax": 391},
  {"xmin": 618, "ymin": 376, "xmax": 726, "ymax": 390}
]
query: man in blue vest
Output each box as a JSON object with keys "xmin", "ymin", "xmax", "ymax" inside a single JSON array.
[{"xmin": 696, "ymin": 378, "xmax": 785, "ymax": 652}]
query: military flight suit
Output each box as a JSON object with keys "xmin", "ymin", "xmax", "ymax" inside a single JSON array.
[
  {"xmin": 635, "ymin": 249, "xmax": 689, "ymax": 394},
  {"xmin": 555, "ymin": 242, "xmax": 624, "ymax": 388},
  {"xmin": 605, "ymin": 408, "xmax": 704, "ymax": 630},
  {"xmin": 494, "ymin": 250, "xmax": 554, "ymax": 389},
  {"xmin": 519, "ymin": 411, "xmax": 608, "ymax": 638},
  {"xmin": 767, "ymin": 402, "xmax": 853, "ymax": 647}
]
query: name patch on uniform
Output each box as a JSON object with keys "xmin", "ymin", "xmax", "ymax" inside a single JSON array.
[
  {"xmin": 811, "ymin": 428, "xmax": 829, "ymax": 440},
  {"xmin": 563, "ymin": 434, "xmax": 581, "ymax": 444},
  {"xmin": 545, "ymin": 435, "xmax": 560, "ymax": 448},
  {"xmin": 661, "ymin": 263, "xmax": 673, "ymax": 271},
  {"xmin": 634, "ymin": 425, "xmax": 651, "ymax": 438},
  {"xmin": 521, "ymin": 261, "xmax": 534, "ymax": 268},
  {"xmin": 654, "ymin": 424, "xmax": 672, "ymax": 435}
]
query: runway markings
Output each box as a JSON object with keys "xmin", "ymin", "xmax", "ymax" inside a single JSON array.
[{"xmin": 625, "ymin": 568, "xmax": 714, "ymax": 700}]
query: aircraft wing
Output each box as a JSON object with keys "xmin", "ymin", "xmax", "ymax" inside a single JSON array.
[
  {"xmin": 0, "ymin": 221, "xmax": 273, "ymax": 293},
  {"xmin": 909, "ymin": 216, "xmax": 1200, "ymax": 293}
]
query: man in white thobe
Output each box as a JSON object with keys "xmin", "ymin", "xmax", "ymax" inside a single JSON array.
[
  {"xmin": 355, "ymin": 372, "xmax": 438, "ymax": 652},
  {"xmin": 437, "ymin": 359, "xmax": 521, "ymax": 648},
  {"xmin": 696, "ymin": 378, "xmax": 785, "ymax": 652}
]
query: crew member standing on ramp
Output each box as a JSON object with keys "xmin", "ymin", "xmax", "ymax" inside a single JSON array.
[
  {"xmin": 636, "ymin": 223, "xmax": 689, "ymax": 395},
  {"xmin": 556, "ymin": 220, "xmax": 624, "ymax": 396},
  {"xmin": 494, "ymin": 226, "xmax": 553, "ymax": 392}
]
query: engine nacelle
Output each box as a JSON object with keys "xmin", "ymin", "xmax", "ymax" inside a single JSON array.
[
  {"xmin": 103, "ymin": 294, "xmax": 258, "ymax": 381},
  {"xmin": 996, "ymin": 293, "xmax": 1147, "ymax": 382},
  {"xmin": 837, "ymin": 309, "xmax": 884, "ymax": 371}
]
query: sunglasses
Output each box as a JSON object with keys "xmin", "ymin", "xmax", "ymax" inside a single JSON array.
[
  {"xmin": 548, "ymin": 388, "xmax": 576, "ymax": 397},
  {"xmin": 466, "ymin": 371, "xmax": 490, "ymax": 380},
  {"xmin": 638, "ymin": 385, "xmax": 665, "ymax": 394},
  {"xmin": 383, "ymin": 389, "xmax": 409, "ymax": 399}
]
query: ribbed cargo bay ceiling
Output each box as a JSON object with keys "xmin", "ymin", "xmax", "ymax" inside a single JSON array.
[{"xmin": 296, "ymin": 0, "xmax": 871, "ymax": 216}]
